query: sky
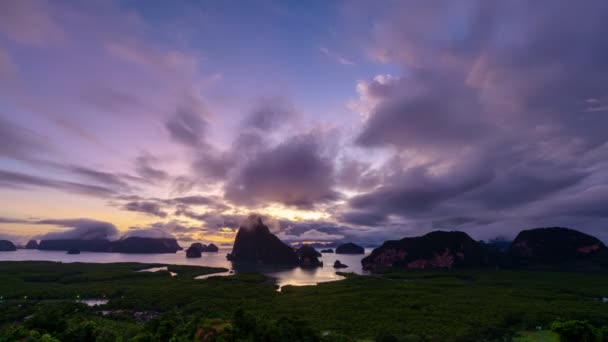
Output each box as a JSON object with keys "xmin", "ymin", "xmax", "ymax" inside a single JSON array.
[{"xmin": 1, "ymin": 0, "xmax": 608, "ymax": 246}]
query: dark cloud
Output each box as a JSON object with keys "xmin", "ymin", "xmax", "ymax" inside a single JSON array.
[
  {"xmin": 172, "ymin": 195, "xmax": 216, "ymax": 206},
  {"xmin": 0, "ymin": 169, "xmax": 117, "ymax": 197},
  {"xmin": 344, "ymin": 156, "xmax": 493, "ymax": 223},
  {"xmin": 0, "ymin": 217, "xmax": 27, "ymax": 224},
  {"xmin": 224, "ymin": 134, "xmax": 340, "ymax": 208},
  {"xmin": 165, "ymin": 108, "xmax": 207, "ymax": 147},
  {"xmin": 192, "ymin": 150, "xmax": 235, "ymax": 182},
  {"xmin": 69, "ymin": 166, "xmax": 132, "ymax": 189},
  {"xmin": 466, "ymin": 162, "xmax": 589, "ymax": 210},
  {"xmin": 341, "ymin": 1, "xmax": 608, "ymax": 241},
  {"xmin": 35, "ymin": 219, "xmax": 119, "ymax": 240},
  {"xmin": 134, "ymin": 155, "xmax": 169, "ymax": 183},
  {"xmin": 356, "ymin": 72, "xmax": 488, "ymax": 151},
  {"xmin": 123, "ymin": 201, "xmax": 168, "ymax": 217},
  {"xmin": 340, "ymin": 210, "xmax": 387, "ymax": 227},
  {"xmin": 170, "ymin": 195, "xmax": 227, "ymax": 209},
  {"xmin": 170, "ymin": 175, "xmax": 197, "ymax": 195},
  {"xmin": 242, "ymin": 98, "xmax": 296, "ymax": 131},
  {"xmin": 130, "ymin": 220, "xmax": 204, "ymax": 236},
  {"xmin": 0, "ymin": 118, "xmax": 50, "ymax": 160},
  {"xmin": 336, "ymin": 158, "xmax": 381, "ymax": 191}
]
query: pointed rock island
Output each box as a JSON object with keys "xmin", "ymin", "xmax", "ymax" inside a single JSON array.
[
  {"xmin": 0, "ymin": 240, "xmax": 17, "ymax": 252},
  {"xmin": 227, "ymin": 217, "xmax": 299, "ymax": 265},
  {"xmin": 25, "ymin": 240, "xmax": 39, "ymax": 249}
]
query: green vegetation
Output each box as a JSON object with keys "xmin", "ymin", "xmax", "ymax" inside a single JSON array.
[
  {"xmin": 1, "ymin": 261, "xmax": 608, "ymax": 341},
  {"xmin": 513, "ymin": 330, "xmax": 558, "ymax": 342}
]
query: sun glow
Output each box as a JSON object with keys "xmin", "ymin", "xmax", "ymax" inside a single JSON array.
[{"xmin": 261, "ymin": 204, "xmax": 329, "ymax": 222}]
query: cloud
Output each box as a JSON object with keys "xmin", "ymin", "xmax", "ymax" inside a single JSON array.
[
  {"xmin": 338, "ymin": 1, "xmax": 608, "ymax": 241},
  {"xmin": 277, "ymin": 228, "xmax": 344, "ymax": 242},
  {"xmin": 134, "ymin": 155, "xmax": 169, "ymax": 183},
  {"xmin": 171, "ymin": 195, "xmax": 223, "ymax": 207},
  {"xmin": 0, "ymin": 0, "xmax": 64, "ymax": 45},
  {"xmin": 36, "ymin": 219, "xmax": 119, "ymax": 240},
  {"xmin": 165, "ymin": 107, "xmax": 207, "ymax": 147},
  {"xmin": 192, "ymin": 150, "xmax": 235, "ymax": 182},
  {"xmin": 336, "ymin": 158, "xmax": 381, "ymax": 191},
  {"xmin": 123, "ymin": 201, "xmax": 168, "ymax": 218},
  {"xmin": 122, "ymin": 226, "xmax": 174, "ymax": 239},
  {"xmin": 356, "ymin": 72, "xmax": 488, "ymax": 151},
  {"xmin": 242, "ymin": 98, "xmax": 297, "ymax": 131},
  {"xmin": 69, "ymin": 166, "xmax": 132, "ymax": 189},
  {"xmin": 224, "ymin": 134, "xmax": 340, "ymax": 208},
  {"xmin": 0, "ymin": 118, "xmax": 51, "ymax": 161},
  {"xmin": 0, "ymin": 169, "xmax": 118, "ymax": 197},
  {"xmin": 319, "ymin": 46, "xmax": 355, "ymax": 66},
  {"xmin": 0, "ymin": 217, "xmax": 27, "ymax": 224}
]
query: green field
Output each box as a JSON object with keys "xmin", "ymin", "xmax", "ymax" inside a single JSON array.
[{"xmin": 1, "ymin": 261, "xmax": 607, "ymax": 341}]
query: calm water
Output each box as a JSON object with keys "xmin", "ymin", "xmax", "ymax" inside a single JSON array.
[{"xmin": 0, "ymin": 248, "xmax": 371, "ymax": 288}]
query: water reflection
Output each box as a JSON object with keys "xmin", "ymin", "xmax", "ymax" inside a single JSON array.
[
  {"xmin": 78, "ymin": 299, "xmax": 109, "ymax": 306},
  {"xmin": 194, "ymin": 270, "xmax": 233, "ymax": 280},
  {"xmin": 137, "ymin": 266, "xmax": 178, "ymax": 277},
  {"xmin": 1, "ymin": 248, "xmax": 371, "ymax": 287}
]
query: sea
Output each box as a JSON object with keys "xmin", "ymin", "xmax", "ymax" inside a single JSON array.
[{"xmin": 0, "ymin": 247, "xmax": 372, "ymax": 288}]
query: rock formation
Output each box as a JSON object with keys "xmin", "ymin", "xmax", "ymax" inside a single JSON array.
[
  {"xmin": 0, "ymin": 240, "xmax": 16, "ymax": 252},
  {"xmin": 227, "ymin": 217, "xmax": 299, "ymax": 265},
  {"xmin": 361, "ymin": 231, "xmax": 488, "ymax": 271},
  {"xmin": 39, "ymin": 237, "xmax": 182, "ymax": 254},
  {"xmin": 333, "ymin": 260, "xmax": 348, "ymax": 268},
  {"xmin": 320, "ymin": 249, "xmax": 334, "ymax": 253},
  {"xmin": 186, "ymin": 246, "xmax": 202, "ymax": 258},
  {"xmin": 25, "ymin": 240, "xmax": 39, "ymax": 249},
  {"xmin": 67, "ymin": 248, "xmax": 80, "ymax": 255},
  {"xmin": 297, "ymin": 245, "xmax": 323, "ymax": 267},
  {"xmin": 188, "ymin": 242, "xmax": 219, "ymax": 253},
  {"xmin": 336, "ymin": 242, "xmax": 364, "ymax": 254},
  {"xmin": 190, "ymin": 242, "xmax": 204, "ymax": 252},
  {"xmin": 110, "ymin": 237, "xmax": 182, "ymax": 254},
  {"xmin": 39, "ymin": 239, "xmax": 112, "ymax": 252},
  {"xmin": 509, "ymin": 227, "xmax": 606, "ymax": 265},
  {"xmin": 202, "ymin": 243, "xmax": 219, "ymax": 252}
]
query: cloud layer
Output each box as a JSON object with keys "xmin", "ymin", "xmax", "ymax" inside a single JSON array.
[{"xmin": 1, "ymin": 1, "xmax": 608, "ymax": 244}]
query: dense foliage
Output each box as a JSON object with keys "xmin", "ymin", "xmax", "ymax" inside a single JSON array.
[{"xmin": 1, "ymin": 261, "xmax": 608, "ymax": 341}]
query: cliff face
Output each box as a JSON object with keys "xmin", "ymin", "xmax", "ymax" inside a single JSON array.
[
  {"xmin": 509, "ymin": 227, "xmax": 606, "ymax": 265},
  {"xmin": 227, "ymin": 218, "xmax": 299, "ymax": 265},
  {"xmin": 361, "ymin": 231, "xmax": 488, "ymax": 271},
  {"xmin": 0, "ymin": 240, "xmax": 17, "ymax": 252},
  {"xmin": 38, "ymin": 237, "xmax": 182, "ymax": 254}
]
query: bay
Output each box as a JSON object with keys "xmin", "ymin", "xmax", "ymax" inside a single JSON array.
[{"xmin": 0, "ymin": 248, "xmax": 371, "ymax": 288}]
